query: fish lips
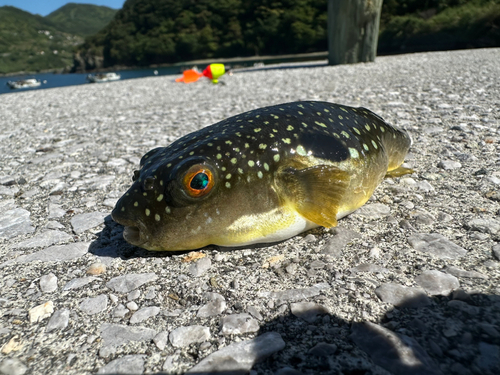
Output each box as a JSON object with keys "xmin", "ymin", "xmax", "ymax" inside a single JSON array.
[{"xmin": 111, "ymin": 209, "xmax": 149, "ymax": 247}]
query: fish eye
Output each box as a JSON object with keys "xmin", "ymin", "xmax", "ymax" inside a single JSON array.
[{"xmin": 183, "ymin": 165, "xmax": 214, "ymax": 198}]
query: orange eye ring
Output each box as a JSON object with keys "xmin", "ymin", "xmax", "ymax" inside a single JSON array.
[{"xmin": 183, "ymin": 165, "xmax": 215, "ymax": 198}]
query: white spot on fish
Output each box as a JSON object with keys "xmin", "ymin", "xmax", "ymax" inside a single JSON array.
[
  {"xmin": 274, "ymin": 154, "xmax": 280, "ymax": 162},
  {"xmin": 371, "ymin": 140, "xmax": 378, "ymax": 149},
  {"xmin": 145, "ymin": 209, "xmax": 150, "ymax": 217},
  {"xmin": 296, "ymin": 145, "xmax": 307, "ymax": 156},
  {"xmin": 157, "ymin": 194, "xmax": 164, "ymax": 202},
  {"xmin": 349, "ymin": 148, "xmax": 359, "ymax": 159},
  {"xmin": 248, "ymin": 160, "xmax": 255, "ymax": 167},
  {"xmin": 155, "ymin": 214, "xmax": 160, "ymax": 222}
]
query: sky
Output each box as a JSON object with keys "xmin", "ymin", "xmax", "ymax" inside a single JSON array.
[{"xmin": 0, "ymin": 0, "xmax": 126, "ymax": 16}]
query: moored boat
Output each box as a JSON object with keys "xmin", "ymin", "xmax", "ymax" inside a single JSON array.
[
  {"xmin": 86, "ymin": 72, "xmax": 121, "ymax": 83},
  {"xmin": 6, "ymin": 78, "xmax": 42, "ymax": 89}
]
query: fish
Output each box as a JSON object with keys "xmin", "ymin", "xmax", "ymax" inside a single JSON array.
[{"xmin": 111, "ymin": 101, "xmax": 412, "ymax": 251}]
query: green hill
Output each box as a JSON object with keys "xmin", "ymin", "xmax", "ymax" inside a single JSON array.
[
  {"xmin": 45, "ymin": 3, "xmax": 118, "ymax": 37},
  {"xmin": 0, "ymin": 6, "xmax": 83, "ymax": 74},
  {"xmin": 0, "ymin": 3, "xmax": 117, "ymax": 75}
]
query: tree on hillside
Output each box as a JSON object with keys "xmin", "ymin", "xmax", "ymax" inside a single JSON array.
[{"xmin": 328, "ymin": 0, "xmax": 383, "ymax": 65}]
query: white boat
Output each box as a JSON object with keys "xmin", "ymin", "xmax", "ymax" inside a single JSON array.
[
  {"xmin": 6, "ymin": 78, "xmax": 42, "ymax": 89},
  {"xmin": 87, "ymin": 72, "xmax": 121, "ymax": 83}
]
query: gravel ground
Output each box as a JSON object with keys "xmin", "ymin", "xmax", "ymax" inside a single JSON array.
[{"xmin": 0, "ymin": 48, "xmax": 499, "ymax": 375}]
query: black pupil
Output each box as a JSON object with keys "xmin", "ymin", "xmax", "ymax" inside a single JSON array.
[{"xmin": 190, "ymin": 173, "xmax": 209, "ymax": 190}]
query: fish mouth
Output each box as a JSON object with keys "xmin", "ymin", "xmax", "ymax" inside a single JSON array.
[
  {"xmin": 111, "ymin": 211, "xmax": 148, "ymax": 247},
  {"xmin": 122, "ymin": 225, "xmax": 145, "ymax": 246}
]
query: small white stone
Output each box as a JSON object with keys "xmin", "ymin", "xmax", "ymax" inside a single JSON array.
[{"xmin": 29, "ymin": 301, "xmax": 54, "ymax": 323}]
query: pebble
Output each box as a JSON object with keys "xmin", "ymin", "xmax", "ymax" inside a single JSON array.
[
  {"xmin": 375, "ymin": 283, "xmax": 431, "ymax": 308},
  {"xmin": 111, "ymin": 304, "xmax": 128, "ymax": 318},
  {"xmin": 0, "ymin": 358, "xmax": 28, "ymax": 375},
  {"xmin": 63, "ymin": 276, "xmax": 98, "ymax": 291},
  {"xmin": 47, "ymin": 203, "xmax": 66, "ymax": 219},
  {"xmin": 1, "ymin": 336, "xmax": 23, "ymax": 354},
  {"xmin": 188, "ymin": 256, "xmax": 212, "ymax": 277},
  {"xmin": 126, "ymin": 301, "xmax": 138, "ymax": 311},
  {"xmin": 105, "ymin": 273, "xmax": 158, "ymax": 293},
  {"xmin": 350, "ymin": 263, "xmax": 389, "ymax": 273},
  {"xmin": 407, "ymin": 233, "xmax": 467, "ymax": 259},
  {"xmin": 321, "ymin": 227, "xmax": 361, "ymax": 256},
  {"xmin": 290, "ymin": 302, "xmax": 329, "ymax": 323},
  {"xmin": 70, "ymin": 211, "xmax": 107, "ymax": 234},
  {"xmin": 275, "ymin": 367, "xmax": 304, "ymax": 375},
  {"xmin": 86, "ymin": 262, "xmax": 106, "ymax": 275},
  {"xmin": 437, "ymin": 160, "xmax": 462, "ymax": 170},
  {"xmin": 444, "ymin": 266, "xmax": 488, "ymax": 279},
  {"xmin": 474, "ymin": 342, "xmax": 500, "ymax": 373},
  {"xmin": 45, "ymin": 309, "xmax": 70, "ymax": 333},
  {"xmin": 99, "ymin": 323, "xmax": 157, "ymax": 357},
  {"xmin": 40, "ymin": 273, "xmax": 58, "ymax": 293},
  {"xmin": 493, "ymin": 244, "xmax": 500, "ymax": 261},
  {"xmin": 352, "ymin": 203, "xmax": 391, "ymax": 220},
  {"xmin": 308, "ymin": 342, "xmax": 338, "ymax": 357},
  {"xmin": 417, "ymin": 180, "xmax": 435, "ymax": 193},
  {"xmin": 261, "ymin": 283, "xmax": 330, "ymax": 305},
  {"xmin": 415, "ymin": 270, "xmax": 460, "ymax": 296},
  {"xmin": 127, "ymin": 289, "xmax": 140, "ymax": 301},
  {"xmin": 29, "ymin": 301, "xmax": 54, "ymax": 323},
  {"xmin": 162, "ymin": 355, "xmax": 176, "ymax": 373},
  {"xmin": 129, "ymin": 306, "xmax": 160, "ymax": 324},
  {"xmin": 437, "ymin": 212, "xmax": 453, "ymax": 222},
  {"xmin": 96, "ymin": 355, "xmax": 145, "ymax": 374},
  {"xmin": 247, "ymin": 305, "xmax": 263, "ymax": 320},
  {"xmin": 350, "ymin": 322, "xmax": 442, "ymax": 375},
  {"xmin": 4, "ymin": 242, "xmax": 90, "ymax": 265},
  {"xmin": 153, "ymin": 331, "xmax": 169, "ymax": 350},
  {"xmin": 0, "ymin": 208, "xmax": 34, "ymax": 240},
  {"xmin": 169, "ymin": 325, "xmax": 211, "ymax": 348},
  {"xmin": 144, "ymin": 286, "xmax": 156, "ymax": 299},
  {"xmin": 220, "ymin": 313, "xmax": 260, "ymax": 335},
  {"xmin": 186, "ymin": 332, "xmax": 285, "ymax": 374},
  {"xmin": 197, "ymin": 292, "xmax": 227, "ymax": 317},
  {"xmin": 12, "ymin": 230, "xmax": 72, "ymax": 249},
  {"xmin": 468, "ymin": 218, "xmax": 500, "ymax": 235},
  {"xmin": 79, "ymin": 294, "xmax": 108, "ymax": 315}
]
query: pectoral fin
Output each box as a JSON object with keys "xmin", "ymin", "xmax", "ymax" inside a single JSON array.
[{"xmin": 277, "ymin": 165, "xmax": 351, "ymax": 228}]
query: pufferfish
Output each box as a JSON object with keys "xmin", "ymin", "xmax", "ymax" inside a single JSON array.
[{"xmin": 111, "ymin": 101, "xmax": 412, "ymax": 251}]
